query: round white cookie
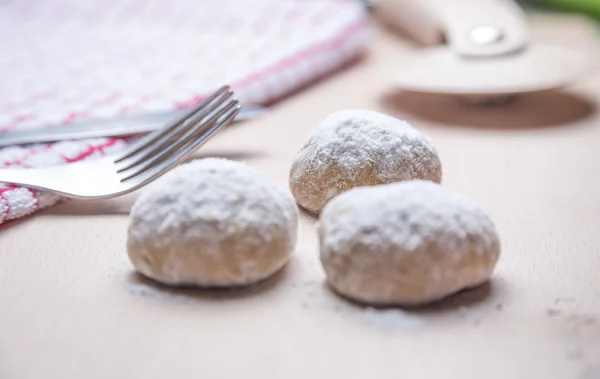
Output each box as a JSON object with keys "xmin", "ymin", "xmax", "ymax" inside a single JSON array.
[
  {"xmin": 319, "ymin": 180, "xmax": 500, "ymax": 305},
  {"xmin": 127, "ymin": 158, "xmax": 298, "ymax": 287},
  {"xmin": 290, "ymin": 109, "xmax": 442, "ymax": 214}
]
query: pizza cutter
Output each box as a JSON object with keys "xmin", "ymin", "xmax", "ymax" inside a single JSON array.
[{"xmin": 375, "ymin": 0, "xmax": 593, "ymax": 104}]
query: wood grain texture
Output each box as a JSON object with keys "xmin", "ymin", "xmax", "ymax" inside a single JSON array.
[{"xmin": 1, "ymin": 13, "xmax": 600, "ymax": 379}]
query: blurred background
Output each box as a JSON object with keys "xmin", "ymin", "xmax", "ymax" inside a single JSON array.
[{"xmin": 0, "ymin": 0, "xmax": 598, "ymax": 134}]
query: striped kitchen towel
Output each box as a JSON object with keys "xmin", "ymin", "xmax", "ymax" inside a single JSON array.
[{"xmin": 0, "ymin": 0, "xmax": 370, "ymax": 225}]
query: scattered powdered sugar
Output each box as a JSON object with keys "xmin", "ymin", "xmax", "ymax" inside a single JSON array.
[
  {"xmin": 291, "ymin": 109, "xmax": 441, "ymax": 183},
  {"xmin": 346, "ymin": 306, "xmax": 426, "ymax": 332},
  {"xmin": 128, "ymin": 158, "xmax": 298, "ymax": 285},
  {"xmin": 295, "ymin": 278, "xmax": 426, "ymax": 332},
  {"xmin": 127, "ymin": 280, "xmax": 187, "ymax": 301}
]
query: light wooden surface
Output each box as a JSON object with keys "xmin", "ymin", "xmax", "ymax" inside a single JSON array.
[{"xmin": 1, "ymin": 13, "xmax": 600, "ymax": 379}]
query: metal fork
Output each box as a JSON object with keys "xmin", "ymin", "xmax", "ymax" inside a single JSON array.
[{"xmin": 0, "ymin": 85, "xmax": 241, "ymax": 199}]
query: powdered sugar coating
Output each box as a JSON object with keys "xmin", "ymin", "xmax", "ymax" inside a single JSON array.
[
  {"xmin": 290, "ymin": 110, "xmax": 442, "ymax": 214},
  {"xmin": 319, "ymin": 180, "xmax": 500, "ymax": 305},
  {"xmin": 127, "ymin": 158, "xmax": 298, "ymax": 287}
]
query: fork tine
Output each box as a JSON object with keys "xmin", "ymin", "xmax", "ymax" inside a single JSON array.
[
  {"xmin": 120, "ymin": 100, "xmax": 240, "ymax": 182},
  {"xmin": 116, "ymin": 90, "xmax": 233, "ymax": 172},
  {"xmin": 115, "ymin": 85, "xmax": 230, "ymax": 163},
  {"xmin": 128, "ymin": 105, "xmax": 241, "ymax": 187}
]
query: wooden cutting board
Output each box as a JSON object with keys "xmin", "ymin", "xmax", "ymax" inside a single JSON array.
[{"xmin": 1, "ymin": 12, "xmax": 599, "ymax": 379}]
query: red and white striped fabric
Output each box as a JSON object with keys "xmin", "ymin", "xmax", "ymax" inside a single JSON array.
[{"xmin": 0, "ymin": 0, "xmax": 370, "ymax": 225}]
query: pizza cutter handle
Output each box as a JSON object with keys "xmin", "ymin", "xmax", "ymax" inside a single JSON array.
[{"xmin": 375, "ymin": 0, "xmax": 529, "ymax": 57}]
